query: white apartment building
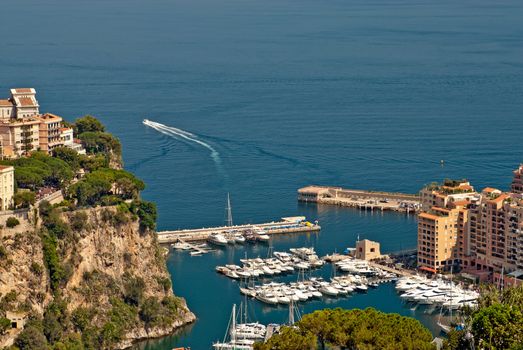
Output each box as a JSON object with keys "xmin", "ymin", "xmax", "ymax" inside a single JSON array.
[{"xmin": 0, "ymin": 165, "xmax": 14, "ymax": 211}]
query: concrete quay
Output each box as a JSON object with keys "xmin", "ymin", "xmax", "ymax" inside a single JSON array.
[
  {"xmin": 157, "ymin": 216, "xmax": 321, "ymax": 243},
  {"xmin": 298, "ymin": 185, "xmax": 420, "ymax": 213}
]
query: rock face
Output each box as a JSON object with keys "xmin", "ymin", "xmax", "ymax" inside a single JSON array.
[{"xmin": 0, "ymin": 207, "xmax": 195, "ymax": 349}]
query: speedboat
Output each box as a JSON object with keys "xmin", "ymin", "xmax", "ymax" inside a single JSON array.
[
  {"xmin": 234, "ymin": 234, "xmax": 246, "ymax": 244},
  {"xmin": 208, "ymin": 233, "xmax": 228, "ymax": 246},
  {"xmin": 319, "ymin": 285, "xmax": 339, "ymax": 296}
]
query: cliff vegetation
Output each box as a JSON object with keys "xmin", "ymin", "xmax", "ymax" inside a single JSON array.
[{"xmin": 0, "ymin": 116, "xmax": 194, "ymax": 349}]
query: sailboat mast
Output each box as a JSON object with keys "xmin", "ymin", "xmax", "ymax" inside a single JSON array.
[
  {"xmin": 231, "ymin": 304, "xmax": 237, "ymax": 343},
  {"xmin": 226, "ymin": 193, "xmax": 233, "ymax": 227},
  {"xmin": 289, "ymin": 299, "xmax": 295, "ymax": 325}
]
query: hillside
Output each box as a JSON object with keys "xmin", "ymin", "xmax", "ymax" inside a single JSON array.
[{"xmin": 0, "ymin": 115, "xmax": 195, "ymax": 349}]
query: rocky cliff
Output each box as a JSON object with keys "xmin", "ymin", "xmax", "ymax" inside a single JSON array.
[{"xmin": 0, "ymin": 205, "xmax": 195, "ymax": 349}]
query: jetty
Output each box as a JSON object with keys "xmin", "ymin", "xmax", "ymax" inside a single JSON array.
[
  {"xmin": 157, "ymin": 216, "xmax": 320, "ymax": 244},
  {"xmin": 298, "ymin": 186, "xmax": 420, "ymax": 213}
]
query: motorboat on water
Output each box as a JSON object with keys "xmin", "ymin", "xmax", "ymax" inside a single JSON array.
[
  {"xmin": 171, "ymin": 241, "xmax": 191, "ymax": 250},
  {"xmin": 208, "ymin": 233, "xmax": 228, "ymax": 246}
]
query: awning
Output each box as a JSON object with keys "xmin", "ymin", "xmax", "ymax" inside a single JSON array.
[{"xmin": 419, "ymin": 266, "xmax": 437, "ymax": 273}]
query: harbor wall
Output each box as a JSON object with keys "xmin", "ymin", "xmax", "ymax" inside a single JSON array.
[
  {"xmin": 157, "ymin": 218, "xmax": 321, "ymax": 243},
  {"xmin": 298, "ymin": 185, "xmax": 420, "ymax": 212}
]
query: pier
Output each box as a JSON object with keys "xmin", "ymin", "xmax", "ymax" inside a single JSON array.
[
  {"xmin": 298, "ymin": 186, "xmax": 420, "ymax": 213},
  {"xmin": 157, "ymin": 216, "xmax": 321, "ymax": 244}
]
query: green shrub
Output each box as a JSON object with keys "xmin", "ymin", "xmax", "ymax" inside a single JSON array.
[
  {"xmin": 156, "ymin": 276, "xmax": 172, "ymax": 292},
  {"xmin": 15, "ymin": 325, "xmax": 48, "ymax": 349},
  {"xmin": 30, "ymin": 262, "xmax": 43, "ymax": 276},
  {"xmin": 0, "ymin": 317, "xmax": 11, "ymax": 335},
  {"xmin": 42, "ymin": 234, "xmax": 65, "ymax": 293},
  {"xmin": 130, "ymin": 200, "xmax": 157, "ymax": 231},
  {"xmin": 0, "ymin": 245, "xmax": 7, "ymax": 260},
  {"xmin": 70, "ymin": 211, "xmax": 88, "ymax": 231},
  {"xmin": 123, "ymin": 275, "xmax": 145, "ymax": 306},
  {"xmin": 6, "ymin": 217, "xmax": 20, "ymax": 228},
  {"xmin": 14, "ymin": 191, "xmax": 36, "ymax": 209}
]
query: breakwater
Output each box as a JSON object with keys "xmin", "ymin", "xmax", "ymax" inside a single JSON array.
[
  {"xmin": 157, "ymin": 216, "xmax": 321, "ymax": 243},
  {"xmin": 298, "ymin": 186, "xmax": 420, "ymax": 213}
]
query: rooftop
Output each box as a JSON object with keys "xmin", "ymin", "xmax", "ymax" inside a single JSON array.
[
  {"xmin": 0, "ymin": 165, "xmax": 14, "ymax": 171},
  {"xmin": 12, "ymin": 88, "xmax": 34, "ymax": 94},
  {"xmin": 0, "ymin": 99, "xmax": 13, "ymax": 107},
  {"xmin": 18, "ymin": 97, "xmax": 36, "ymax": 107},
  {"xmin": 418, "ymin": 212, "xmax": 441, "ymax": 221},
  {"xmin": 487, "ymin": 193, "xmax": 509, "ymax": 204},
  {"xmin": 36, "ymin": 113, "xmax": 63, "ymax": 122},
  {"xmin": 482, "ymin": 187, "xmax": 501, "ymax": 194}
]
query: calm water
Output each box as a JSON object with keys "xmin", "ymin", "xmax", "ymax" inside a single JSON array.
[{"xmin": 2, "ymin": 0, "xmax": 523, "ymax": 348}]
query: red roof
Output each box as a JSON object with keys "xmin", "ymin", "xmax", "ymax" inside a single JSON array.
[
  {"xmin": 0, "ymin": 99, "xmax": 13, "ymax": 107},
  {"xmin": 18, "ymin": 97, "xmax": 35, "ymax": 107},
  {"xmin": 14, "ymin": 88, "xmax": 33, "ymax": 93},
  {"xmin": 419, "ymin": 266, "xmax": 437, "ymax": 273}
]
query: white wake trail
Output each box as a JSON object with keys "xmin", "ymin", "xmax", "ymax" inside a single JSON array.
[
  {"xmin": 143, "ymin": 119, "xmax": 221, "ymax": 165},
  {"xmin": 144, "ymin": 120, "xmax": 195, "ymax": 137}
]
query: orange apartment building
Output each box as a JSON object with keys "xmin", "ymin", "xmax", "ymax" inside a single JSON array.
[
  {"xmin": 417, "ymin": 168, "xmax": 523, "ymax": 282},
  {"xmin": 513, "ymin": 164, "xmax": 523, "ymax": 194}
]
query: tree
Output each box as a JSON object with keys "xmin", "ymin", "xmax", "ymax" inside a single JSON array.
[
  {"xmin": 471, "ymin": 303, "xmax": 523, "ymax": 349},
  {"xmin": 254, "ymin": 327, "xmax": 317, "ymax": 350},
  {"xmin": 79, "ymin": 132, "xmax": 121, "ymax": 156},
  {"xmin": 256, "ymin": 308, "xmax": 436, "ymax": 350},
  {"xmin": 14, "ymin": 191, "xmax": 36, "ymax": 208},
  {"xmin": 130, "ymin": 200, "xmax": 157, "ymax": 231},
  {"xmin": 15, "ymin": 325, "xmax": 48, "ymax": 350},
  {"xmin": 0, "ymin": 317, "xmax": 11, "ymax": 335},
  {"xmin": 6, "ymin": 217, "xmax": 20, "ymax": 228},
  {"xmin": 53, "ymin": 147, "xmax": 81, "ymax": 171},
  {"xmin": 74, "ymin": 115, "xmax": 105, "ymax": 135}
]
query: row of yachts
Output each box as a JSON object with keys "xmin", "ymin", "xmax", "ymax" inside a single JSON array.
[
  {"xmin": 215, "ymin": 248, "xmax": 325, "ymax": 280},
  {"xmin": 396, "ymin": 276, "xmax": 479, "ymax": 310},
  {"xmin": 207, "ymin": 227, "xmax": 271, "ymax": 246},
  {"xmin": 240, "ymin": 275, "xmax": 393, "ymax": 305}
]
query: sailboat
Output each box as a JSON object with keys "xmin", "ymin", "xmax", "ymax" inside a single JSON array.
[
  {"xmin": 223, "ymin": 194, "xmax": 246, "ymax": 245},
  {"xmin": 213, "ymin": 304, "xmax": 257, "ymax": 350}
]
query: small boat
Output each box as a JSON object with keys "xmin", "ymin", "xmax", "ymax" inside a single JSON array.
[
  {"xmin": 234, "ymin": 234, "xmax": 246, "ymax": 244},
  {"xmin": 172, "ymin": 241, "xmax": 190, "ymax": 250},
  {"xmin": 208, "ymin": 233, "xmax": 228, "ymax": 246},
  {"xmin": 355, "ymin": 284, "xmax": 368, "ymax": 292},
  {"xmin": 319, "ymin": 285, "xmax": 339, "ymax": 296},
  {"xmin": 190, "ymin": 251, "xmax": 204, "ymax": 256},
  {"xmin": 257, "ymin": 234, "xmax": 270, "ymax": 242},
  {"xmin": 216, "ymin": 266, "xmax": 229, "ymax": 274},
  {"xmin": 256, "ymin": 292, "xmax": 279, "ymax": 305}
]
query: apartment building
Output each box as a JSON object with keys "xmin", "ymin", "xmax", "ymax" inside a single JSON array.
[
  {"xmin": 0, "ymin": 88, "xmax": 84, "ymax": 158},
  {"xmin": 513, "ymin": 164, "xmax": 523, "ymax": 194},
  {"xmin": 0, "ymin": 165, "xmax": 14, "ymax": 211},
  {"xmin": 0, "ymin": 117, "xmax": 41, "ymax": 157},
  {"xmin": 418, "ymin": 167, "xmax": 523, "ymax": 279},
  {"xmin": 36, "ymin": 113, "xmax": 63, "ymax": 153},
  {"xmin": 417, "ymin": 181, "xmax": 476, "ymax": 272}
]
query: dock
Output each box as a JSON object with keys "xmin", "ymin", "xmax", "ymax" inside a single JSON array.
[
  {"xmin": 298, "ymin": 186, "xmax": 420, "ymax": 213},
  {"xmin": 157, "ymin": 216, "xmax": 321, "ymax": 244}
]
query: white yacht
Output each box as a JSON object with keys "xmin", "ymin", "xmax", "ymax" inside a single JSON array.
[{"xmin": 208, "ymin": 233, "xmax": 228, "ymax": 246}]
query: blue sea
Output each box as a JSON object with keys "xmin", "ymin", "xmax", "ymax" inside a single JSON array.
[{"xmin": 1, "ymin": 0, "xmax": 522, "ymax": 348}]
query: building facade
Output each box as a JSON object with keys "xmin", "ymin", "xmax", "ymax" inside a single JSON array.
[
  {"xmin": 0, "ymin": 88, "xmax": 84, "ymax": 158},
  {"xmin": 417, "ymin": 168, "xmax": 523, "ymax": 280},
  {"xmin": 513, "ymin": 164, "xmax": 523, "ymax": 194},
  {"xmin": 0, "ymin": 165, "xmax": 15, "ymax": 211}
]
